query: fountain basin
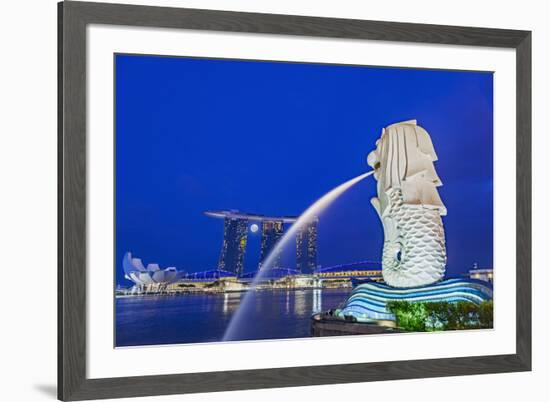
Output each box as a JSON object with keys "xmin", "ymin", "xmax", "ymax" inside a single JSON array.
[
  {"xmin": 335, "ymin": 278, "xmax": 493, "ymax": 323},
  {"xmin": 310, "ymin": 312, "xmax": 399, "ymax": 337}
]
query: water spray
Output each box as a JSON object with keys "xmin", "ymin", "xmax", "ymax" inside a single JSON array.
[{"xmin": 222, "ymin": 170, "xmax": 374, "ymax": 341}]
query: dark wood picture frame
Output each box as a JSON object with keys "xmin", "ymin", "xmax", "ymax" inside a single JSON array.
[{"xmin": 58, "ymin": 1, "xmax": 532, "ymax": 400}]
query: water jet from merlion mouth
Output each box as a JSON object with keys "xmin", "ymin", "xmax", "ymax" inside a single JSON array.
[{"xmin": 222, "ymin": 171, "xmax": 374, "ymax": 341}]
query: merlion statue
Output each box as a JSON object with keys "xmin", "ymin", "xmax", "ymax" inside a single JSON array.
[
  {"xmin": 367, "ymin": 120, "xmax": 447, "ymax": 287},
  {"xmin": 330, "ymin": 120, "xmax": 491, "ymax": 323}
]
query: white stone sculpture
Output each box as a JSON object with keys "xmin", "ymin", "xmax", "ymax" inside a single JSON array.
[{"xmin": 367, "ymin": 120, "xmax": 447, "ymax": 287}]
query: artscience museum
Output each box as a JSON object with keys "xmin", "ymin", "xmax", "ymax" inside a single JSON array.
[{"xmin": 122, "ymin": 252, "xmax": 184, "ymax": 292}]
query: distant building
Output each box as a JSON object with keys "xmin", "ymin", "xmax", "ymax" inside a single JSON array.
[
  {"xmin": 205, "ymin": 210, "xmax": 297, "ymax": 274},
  {"xmin": 259, "ymin": 220, "xmax": 284, "ymax": 269},
  {"xmin": 296, "ymin": 217, "xmax": 318, "ymax": 273},
  {"xmin": 205, "ymin": 210, "xmax": 323, "ymax": 273},
  {"xmin": 122, "ymin": 252, "xmax": 183, "ymax": 293},
  {"xmin": 217, "ymin": 215, "xmax": 248, "ymax": 276},
  {"xmin": 468, "ymin": 263, "xmax": 494, "ymax": 283}
]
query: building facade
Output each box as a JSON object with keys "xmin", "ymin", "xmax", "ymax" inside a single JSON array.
[
  {"xmin": 296, "ymin": 217, "xmax": 318, "ymax": 273},
  {"xmin": 469, "ymin": 263, "xmax": 494, "ymax": 283},
  {"xmin": 217, "ymin": 216, "xmax": 248, "ymax": 276},
  {"xmin": 259, "ymin": 220, "xmax": 284, "ymax": 269}
]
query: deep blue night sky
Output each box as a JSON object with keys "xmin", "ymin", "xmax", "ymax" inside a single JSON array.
[{"xmin": 115, "ymin": 54, "xmax": 493, "ymax": 286}]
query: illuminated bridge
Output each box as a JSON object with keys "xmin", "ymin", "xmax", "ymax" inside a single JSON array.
[
  {"xmin": 205, "ymin": 210, "xmax": 318, "ymax": 276},
  {"xmin": 179, "ymin": 261, "xmax": 382, "ymax": 284},
  {"xmin": 239, "ymin": 267, "xmax": 300, "ymax": 281},
  {"xmin": 314, "ymin": 261, "xmax": 382, "ymax": 281},
  {"xmin": 184, "ymin": 269, "xmax": 236, "ymax": 282}
]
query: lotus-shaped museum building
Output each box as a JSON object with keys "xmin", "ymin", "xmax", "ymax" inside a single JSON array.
[{"xmin": 123, "ymin": 252, "xmax": 182, "ymax": 292}]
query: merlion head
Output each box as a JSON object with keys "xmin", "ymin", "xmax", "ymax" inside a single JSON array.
[{"xmin": 367, "ymin": 120, "xmax": 447, "ymax": 288}]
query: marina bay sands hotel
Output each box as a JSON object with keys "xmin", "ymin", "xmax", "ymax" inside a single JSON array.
[{"xmin": 204, "ymin": 210, "xmax": 318, "ymax": 276}]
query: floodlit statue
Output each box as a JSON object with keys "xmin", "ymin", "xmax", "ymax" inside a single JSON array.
[{"xmin": 367, "ymin": 120, "xmax": 447, "ymax": 287}]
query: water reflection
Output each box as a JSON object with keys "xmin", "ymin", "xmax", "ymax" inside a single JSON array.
[
  {"xmin": 116, "ymin": 288, "xmax": 352, "ymax": 346},
  {"xmin": 294, "ymin": 290, "xmax": 306, "ymax": 315},
  {"xmin": 285, "ymin": 290, "xmax": 290, "ymax": 315},
  {"xmin": 312, "ymin": 288, "xmax": 322, "ymax": 314},
  {"xmin": 222, "ymin": 292, "xmax": 242, "ymax": 315}
]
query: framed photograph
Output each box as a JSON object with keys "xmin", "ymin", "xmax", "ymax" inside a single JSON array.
[{"xmin": 58, "ymin": 1, "xmax": 531, "ymax": 400}]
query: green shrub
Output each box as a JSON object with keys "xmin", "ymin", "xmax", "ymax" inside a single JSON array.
[
  {"xmin": 478, "ymin": 300, "xmax": 494, "ymax": 329},
  {"xmin": 387, "ymin": 301, "xmax": 427, "ymax": 332},
  {"xmin": 387, "ymin": 300, "xmax": 493, "ymax": 332}
]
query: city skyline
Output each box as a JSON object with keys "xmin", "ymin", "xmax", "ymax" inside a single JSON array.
[{"xmin": 115, "ymin": 54, "xmax": 493, "ymax": 286}]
